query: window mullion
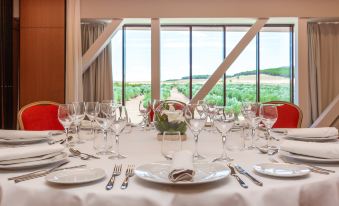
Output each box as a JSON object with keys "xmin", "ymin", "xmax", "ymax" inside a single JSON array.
[{"xmin": 256, "ymin": 32, "xmax": 260, "ymax": 102}]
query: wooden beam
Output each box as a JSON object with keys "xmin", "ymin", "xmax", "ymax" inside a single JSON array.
[
  {"xmin": 151, "ymin": 18, "xmax": 160, "ymax": 100},
  {"xmin": 82, "ymin": 19, "xmax": 123, "ymax": 72},
  {"xmin": 191, "ymin": 18, "xmax": 268, "ymax": 104},
  {"xmin": 311, "ymin": 94, "xmax": 339, "ymax": 128}
]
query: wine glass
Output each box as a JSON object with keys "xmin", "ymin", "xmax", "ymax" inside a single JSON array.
[
  {"xmin": 184, "ymin": 103, "xmax": 206, "ymax": 160},
  {"xmin": 161, "ymin": 131, "xmax": 182, "ymax": 160},
  {"xmin": 241, "ymin": 102, "xmax": 261, "ymax": 149},
  {"xmin": 196, "ymin": 100, "xmax": 207, "ymax": 118},
  {"xmin": 85, "ymin": 102, "xmax": 99, "ymax": 137},
  {"xmin": 260, "ymin": 104, "xmax": 278, "ymax": 149},
  {"xmin": 139, "ymin": 100, "xmax": 150, "ymax": 129},
  {"xmin": 213, "ymin": 107, "xmax": 235, "ymax": 162},
  {"xmin": 72, "ymin": 102, "xmax": 86, "ymax": 143},
  {"xmin": 95, "ymin": 103, "xmax": 115, "ymax": 155},
  {"xmin": 109, "ymin": 105, "xmax": 128, "ymax": 159},
  {"xmin": 58, "ymin": 104, "xmax": 75, "ymax": 147}
]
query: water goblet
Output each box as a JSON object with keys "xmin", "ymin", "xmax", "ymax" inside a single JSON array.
[
  {"xmin": 72, "ymin": 102, "xmax": 86, "ymax": 143},
  {"xmin": 161, "ymin": 131, "xmax": 182, "ymax": 160},
  {"xmin": 260, "ymin": 104, "xmax": 278, "ymax": 149},
  {"xmin": 95, "ymin": 103, "xmax": 115, "ymax": 155},
  {"xmin": 213, "ymin": 107, "xmax": 235, "ymax": 162},
  {"xmin": 184, "ymin": 103, "xmax": 206, "ymax": 160},
  {"xmin": 109, "ymin": 105, "xmax": 128, "ymax": 159},
  {"xmin": 84, "ymin": 101, "xmax": 99, "ymax": 137},
  {"xmin": 241, "ymin": 102, "xmax": 261, "ymax": 149},
  {"xmin": 58, "ymin": 104, "xmax": 75, "ymax": 147}
]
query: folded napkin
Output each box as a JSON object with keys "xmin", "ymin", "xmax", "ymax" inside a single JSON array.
[
  {"xmin": 168, "ymin": 150, "xmax": 195, "ymax": 182},
  {"xmin": 286, "ymin": 127, "xmax": 338, "ymax": 138},
  {"xmin": 0, "ymin": 130, "xmax": 51, "ymax": 140},
  {"xmin": 0, "ymin": 144, "xmax": 64, "ymax": 161},
  {"xmin": 280, "ymin": 140, "xmax": 339, "ymax": 159}
]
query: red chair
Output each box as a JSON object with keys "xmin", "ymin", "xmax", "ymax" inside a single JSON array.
[
  {"xmin": 18, "ymin": 101, "xmax": 64, "ymax": 131},
  {"xmin": 264, "ymin": 101, "xmax": 303, "ymax": 128}
]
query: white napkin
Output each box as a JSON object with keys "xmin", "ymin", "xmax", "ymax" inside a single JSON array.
[
  {"xmin": 0, "ymin": 130, "xmax": 51, "ymax": 140},
  {"xmin": 280, "ymin": 140, "xmax": 339, "ymax": 159},
  {"xmin": 0, "ymin": 144, "xmax": 64, "ymax": 161},
  {"xmin": 168, "ymin": 150, "xmax": 195, "ymax": 182},
  {"xmin": 286, "ymin": 127, "xmax": 338, "ymax": 138}
]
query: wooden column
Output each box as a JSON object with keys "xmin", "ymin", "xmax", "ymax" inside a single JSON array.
[{"xmin": 19, "ymin": 0, "xmax": 65, "ymax": 107}]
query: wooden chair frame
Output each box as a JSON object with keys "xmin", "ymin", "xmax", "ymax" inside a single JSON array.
[
  {"xmin": 264, "ymin": 101, "xmax": 303, "ymax": 128},
  {"xmin": 17, "ymin": 101, "xmax": 61, "ymax": 130}
]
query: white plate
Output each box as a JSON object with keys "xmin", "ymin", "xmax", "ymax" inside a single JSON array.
[
  {"xmin": 0, "ymin": 152, "xmax": 68, "ymax": 169},
  {"xmin": 285, "ymin": 135, "xmax": 338, "ymax": 142},
  {"xmin": 279, "ymin": 150, "xmax": 339, "ymax": 163},
  {"xmin": 253, "ymin": 163, "xmax": 310, "ymax": 177},
  {"xmin": 0, "ymin": 137, "xmax": 47, "ymax": 144},
  {"xmin": 46, "ymin": 168, "xmax": 106, "ymax": 184},
  {"xmin": 135, "ymin": 161, "xmax": 230, "ymax": 185}
]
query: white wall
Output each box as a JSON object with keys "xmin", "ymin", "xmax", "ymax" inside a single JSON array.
[{"xmin": 81, "ymin": 0, "xmax": 339, "ymax": 19}]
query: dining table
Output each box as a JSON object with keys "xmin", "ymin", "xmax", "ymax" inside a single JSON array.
[{"xmin": 0, "ymin": 128, "xmax": 339, "ymax": 206}]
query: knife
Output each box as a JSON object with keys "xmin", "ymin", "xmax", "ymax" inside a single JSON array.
[
  {"xmin": 235, "ymin": 164, "xmax": 263, "ymax": 186},
  {"xmin": 227, "ymin": 163, "xmax": 248, "ymax": 189}
]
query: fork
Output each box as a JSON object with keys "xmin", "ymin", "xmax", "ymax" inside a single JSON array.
[
  {"xmin": 121, "ymin": 165, "xmax": 135, "ymax": 189},
  {"xmin": 106, "ymin": 164, "xmax": 122, "ymax": 190}
]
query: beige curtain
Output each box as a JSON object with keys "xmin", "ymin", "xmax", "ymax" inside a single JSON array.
[
  {"xmin": 81, "ymin": 23, "xmax": 113, "ymax": 102},
  {"xmin": 308, "ymin": 23, "xmax": 339, "ymax": 124},
  {"xmin": 65, "ymin": 0, "xmax": 83, "ymax": 103}
]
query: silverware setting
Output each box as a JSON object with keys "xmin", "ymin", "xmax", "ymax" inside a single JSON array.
[
  {"xmin": 48, "ymin": 136, "xmax": 73, "ymax": 145},
  {"xmin": 227, "ymin": 163, "xmax": 248, "ymax": 189},
  {"xmin": 256, "ymin": 146, "xmax": 279, "ymax": 155},
  {"xmin": 121, "ymin": 165, "xmax": 135, "ymax": 189},
  {"xmin": 13, "ymin": 161, "xmax": 70, "ymax": 183},
  {"xmin": 69, "ymin": 148, "xmax": 100, "ymax": 160},
  {"xmin": 269, "ymin": 157, "xmax": 331, "ymax": 175},
  {"xmin": 106, "ymin": 164, "xmax": 122, "ymax": 190},
  {"xmin": 234, "ymin": 164, "xmax": 263, "ymax": 186},
  {"xmin": 8, "ymin": 164, "xmax": 87, "ymax": 181}
]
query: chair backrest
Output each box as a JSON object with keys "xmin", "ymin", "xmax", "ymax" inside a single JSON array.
[
  {"xmin": 264, "ymin": 101, "xmax": 303, "ymax": 128},
  {"xmin": 18, "ymin": 101, "xmax": 64, "ymax": 131}
]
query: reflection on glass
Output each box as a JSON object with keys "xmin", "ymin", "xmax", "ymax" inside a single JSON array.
[
  {"xmin": 125, "ymin": 27, "xmax": 151, "ymax": 124},
  {"xmin": 161, "ymin": 27, "xmax": 190, "ymax": 102},
  {"xmin": 260, "ymin": 27, "xmax": 291, "ymax": 102}
]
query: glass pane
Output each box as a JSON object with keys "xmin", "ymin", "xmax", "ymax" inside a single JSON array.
[
  {"xmin": 125, "ymin": 27, "xmax": 151, "ymax": 124},
  {"xmin": 192, "ymin": 27, "xmax": 224, "ymax": 105},
  {"xmin": 161, "ymin": 27, "xmax": 190, "ymax": 103},
  {"xmin": 226, "ymin": 27, "xmax": 256, "ymax": 114},
  {"xmin": 112, "ymin": 30, "xmax": 123, "ymax": 104},
  {"xmin": 259, "ymin": 27, "xmax": 291, "ymax": 102}
]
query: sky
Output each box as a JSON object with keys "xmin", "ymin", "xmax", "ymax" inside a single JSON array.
[{"xmin": 111, "ymin": 28, "xmax": 290, "ymax": 82}]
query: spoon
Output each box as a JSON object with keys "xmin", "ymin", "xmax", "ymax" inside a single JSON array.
[
  {"xmin": 256, "ymin": 146, "xmax": 278, "ymax": 155},
  {"xmin": 48, "ymin": 136, "xmax": 73, "ymax": 145},
  {"xmin": 69, "ymin": 148, "xmax": 100, "ymax": 159}
]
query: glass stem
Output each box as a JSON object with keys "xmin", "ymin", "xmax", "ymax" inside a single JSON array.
[
  {"xmin": 251, "ymin": 127, "xmax": 256, "ymax": 146},
  {"xmin": 104, "ymin": 130, "xmax": 108, "ymax": 152},
  {"xmin": 222, "ymin": 134, "xmax": 227, "ymax": 157},
  {"xmin": 65, "ymin": 127, "xmax": 69, "ymax": 145},
  {"xmin": 90, "ymin": 120, "xmax": 94, "ymax": 135},
  {"xmin": 267, "ymin": 128, "xmax": 272, "ymax": 148},
  {"xmin": 194, "ymin": 134, "xmax": 199, "ymax": 154},
  {"xmin": 76, "ymin": 125, "xmax": 80, "ymax": 140},
  {"xmin": 115, "ymin": 134, "xmax": 120, "ymax": 155}
]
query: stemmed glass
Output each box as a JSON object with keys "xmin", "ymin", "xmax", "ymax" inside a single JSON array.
[
  {"xmin": 85, "ymin": 102, "xmax": 99, "ymax": 137},
  {"xmin": 213, "ymin": 107, "xmax": 235, "ymax": 162},
  {"xmin": 58, "ymin": 104, "xmax": 75, "ymax": 147},
  {"xmin": 241, "ymin": 102, "xmax": 261, "ymax": 149},
  {"xmin": 260, "ymin": 104, "xmax": 278, "ymax": 149},
  {"xmin": 139, "ymin": 100, "xmax": 150, "ymax": 129},
  {"xmin": 72, "ymin": 102, "xmax": 86, "ymax": 143},
  {"xmin": 109, "ymin": 105, "xmax": 128, "ymax": 159},
  {"xmin": 184, "ymin": 103, "xmax": 206, "ymax": 160},
  {"xmin": 150, "ymin": 99, "xmax": 161, "ymax": 129},
  {"xmin": 95, "ymin": 103, "xmax": 115, "ymax": 155}
]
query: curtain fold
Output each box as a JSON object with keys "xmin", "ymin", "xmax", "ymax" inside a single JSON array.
[
  {"xmin": 65, "ymin": 0, "xmax": 83, "ymax": 103},
  {"xmin": 308, "ymin": 23, "xmax": 339, "ymax": 124},
  {"xmin": 81, "ymin": 23, "xmax": 113, "ymax": 102}
]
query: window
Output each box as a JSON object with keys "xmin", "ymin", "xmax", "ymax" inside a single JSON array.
[{"xmin": 111, "ymin": 24, "xmax": 294, "ymax": 120}]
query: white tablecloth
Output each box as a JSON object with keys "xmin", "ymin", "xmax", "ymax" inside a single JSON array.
[{"xmin": 0, "ymin": 129, "xmax": 339, "ymax": 206}]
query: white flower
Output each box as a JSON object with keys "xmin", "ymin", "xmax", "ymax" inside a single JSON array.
[{"xmin": 161, "ymin": 104, "xmax": 185, "ymax": 123}]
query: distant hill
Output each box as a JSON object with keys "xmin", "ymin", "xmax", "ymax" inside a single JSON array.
[{"xmin": 164, "ymin": 67, "xmax": 290, "ymax": 81}]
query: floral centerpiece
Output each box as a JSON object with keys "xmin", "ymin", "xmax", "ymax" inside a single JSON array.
[{"xmin": 154, "ymin": 101, "xmax": 187, "ymax": 140}]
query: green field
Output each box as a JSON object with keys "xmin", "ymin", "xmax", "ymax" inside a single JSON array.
[{"xmin": 113, "ymin": 67, "xmax": 291, "ymax": 113}]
